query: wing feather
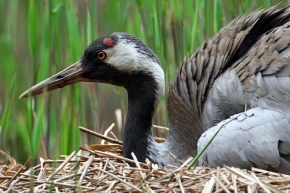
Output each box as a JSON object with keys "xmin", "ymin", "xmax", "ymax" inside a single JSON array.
[{"xmin": 198, "ymin": 108, "xmax": 290, "ymax": 174}]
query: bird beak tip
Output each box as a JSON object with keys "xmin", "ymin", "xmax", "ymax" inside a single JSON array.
[
  {"xmin": 19, "ymin": 93, "xmax": 26, "ymax": 99},
  {"xmin": 19, "ymin": 90, "xmax": 30, "ymax": 99},
  {"xmin": 19, "ymin": 61, "xmax": 85, "ymax": 99}
]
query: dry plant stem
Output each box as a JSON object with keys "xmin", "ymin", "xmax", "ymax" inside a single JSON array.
[
  {"xmin": 251, "ymin": 167, "xmax": 286, "ymax": 177},
  {"xmin": 61, "ymin": 167, "xmax": 107, "ymax": 183},
  {"xmin": 152, "ymin": 125, "xmax": 169, "ymax": 131},
  {"xmin": 131, "ymin": 152, "xmax": 146, "ymax": 179},
  {"xmin": 6, "ymin": 165, "xmax": 24, "ymax": 187},
  {"xmin": 48, "ymin": 151, "xmax": 76, "ymax": 180},
  {"xmin": 169, "ymin": 152, "xmax": 183, "ymax": 165},
  {"xmin": 78, "ymin": 154, "xmax": 94, "ymax": 185},
  {"xmin": 101, "ymin": 123, "xmax": 115, "ymax": 144},
  {"xmin": 79, "ymin": 126, "xmax": 122, "ymax": 145},
  {"xmin": 233, "ymin": 173, "xmax": 237, "ymax": 193},
  {"xmin": 0, "ymin": 177, "xmax": 12, "ymax": 180},
  {"xmin": 109, "ymin": 131, "xmax": 118, "ymax": 140},
  {"xmin": 38, "ymin": 180, "xmax": 95, "ymax": 190},
  {"xmin": 224, "ymin": 166, "xmax": 283, "ymax": 193},
  {"xmin": 216, "ymin": 166, "xmax": 220, "ymax": 190},
  {"xmin": 79, "ymin": 147, "xmax": 95, "ymax": 155},
  {"xmin": 154, "ymin": 137, "xmax": 166, "ymax": 142},
  {"xmin": 202, "ymin": 177, "xmax": 215, "ymax": 193},
  {"xmin": 158, "ymin": 160, "xmax": 192, "ymax": 181},
  {"xmin": 54, "ymin": 172, "xmax": 81, "ymax": 183},
  {"xmin": 212, "ymin": 175, "xmax": 231, "ymax": 193},
  {"xmin": 93, "ymin": 149, "xmax": 147, "ymax": 167},
  {"xmin": 6, "ymin": 178, "xmax": 19, "ymax": 193},
  {"xmin": 105, "ymin": 180, "xmax": 116, "ymax": 193},
  {"xmin": 175, "ymin": 173, "xmax": 184, "ymax": 193},
  {"xmin": 95, "ymin": 167, "xmax": 143, "ymax": 192},
  {"xmin": 251, "ymin": 172, "xmax": 271, "ymax": 193},
  {"xmin": 38, "ymin": 164, "xmax": 46, "ymax": 180},
  {"xmin": 43, "ymin": 160, "xmax": 80, "ymax": 164}
]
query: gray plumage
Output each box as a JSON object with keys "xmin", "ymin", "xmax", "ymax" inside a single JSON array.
[
  {"xmin": 198, "ymin": 108, "xmax": 290, "ymax": 173},
  {"xmin": 167, "ymin": 6, "xmax": 290, "ymax": 174}
]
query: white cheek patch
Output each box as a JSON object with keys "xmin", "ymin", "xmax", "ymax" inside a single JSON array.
[
  {"xmin": 105, "ymin": 41, "xmax": 140, "ymax": 71},
  {"xmin": 104, "ymin": 38, "xmax": 165, "ymax": 100}
]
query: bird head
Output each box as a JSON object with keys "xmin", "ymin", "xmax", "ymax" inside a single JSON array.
[{"xmin": 20, "ymin": 32, "xmax": 165, "ymax": 98}]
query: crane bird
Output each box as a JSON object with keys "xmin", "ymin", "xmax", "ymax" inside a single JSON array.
[{"xmin": 20, "ymin": 6, "xmax": 290, "ymax": 174}]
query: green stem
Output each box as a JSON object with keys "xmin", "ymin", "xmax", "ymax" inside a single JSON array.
[{"xmin": 187, "ymin": 114, "xmax": 242, "ymax": 169}]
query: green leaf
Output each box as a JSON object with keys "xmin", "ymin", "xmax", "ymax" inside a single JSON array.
[{"xmin": 28, "ymin": 0, "xmax": 38, "ymax": 56}]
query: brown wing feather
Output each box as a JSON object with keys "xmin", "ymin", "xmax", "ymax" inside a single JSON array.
[{"xmin": 234, "ymin": 22, "xmax": 290, "ymax": 113}]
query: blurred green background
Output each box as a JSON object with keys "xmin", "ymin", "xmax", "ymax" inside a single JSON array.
[{"xmin": 0, "ymin": 0, "xmax": 287, "ymax": 164}]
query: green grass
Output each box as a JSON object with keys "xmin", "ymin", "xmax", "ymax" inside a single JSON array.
[{"xmin": 0, "ymin": 0, "xmax": 287, "ymax": 164}]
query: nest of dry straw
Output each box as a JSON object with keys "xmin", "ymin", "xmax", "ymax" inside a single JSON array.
[{"xmin": 1, "ymin": 125, "xmax": 290, "ymax": 192}]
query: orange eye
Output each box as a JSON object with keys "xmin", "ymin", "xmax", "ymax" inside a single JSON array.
[{"xmin": 96, "ymin": 51, "xmax": 107, "ymax": 60}]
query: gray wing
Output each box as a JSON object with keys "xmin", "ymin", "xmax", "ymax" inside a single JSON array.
[
  {"xmin": 167, "ymin": 6, "xmax": 290, "ymax": 169},
  {"xmin": 199, "ymin": 8, "xmax": 290, "ymax": 174},
  {"xmin": 169, "ymin": 6, "xmax": 290, "ymax": 131},
  {"xmin": 197, "ymin": 107, "xmax": 290, "ymax": 174},
  {"xmin": 233, "ymin": 22, "xmax": 290, "ymax": 114},
  {"xmin": 166, "ymin": 6, "xmax": 275, "ymax": 156},
  {"xmin": 203, "ymin": 10, "xmax": 290, "ymax": 128}
]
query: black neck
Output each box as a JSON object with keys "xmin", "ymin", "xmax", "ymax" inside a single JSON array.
[{"xmin": 122, "ymin": 72, "xmax": 160, "ymax": 164}]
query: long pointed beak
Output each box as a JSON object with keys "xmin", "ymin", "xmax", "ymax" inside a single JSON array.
[{"xmin": 20, "ymin": 61, "xmax": 88, "ymax": 98}]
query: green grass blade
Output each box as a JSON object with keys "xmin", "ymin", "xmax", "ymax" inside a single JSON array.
[
  {"xmin": 28, "ymin": 0, "xmax": 38, "ymax": 57},
  {"xmin": 187, "ymin": 114, "xmax": 242, "ymax": 169},
  {"xmin": 31, "ymin": 96, "xmax": 46, "ymax": 157}
]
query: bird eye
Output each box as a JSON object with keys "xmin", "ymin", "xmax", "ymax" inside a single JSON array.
[{"xmin": 96, "ymin": 51, "xmax": 107, "ymax": 60}]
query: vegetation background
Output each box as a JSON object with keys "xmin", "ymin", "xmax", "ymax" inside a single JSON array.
[{"xmin": 0, "ymin": 0, "xmax": 286, "ymax": 164}]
